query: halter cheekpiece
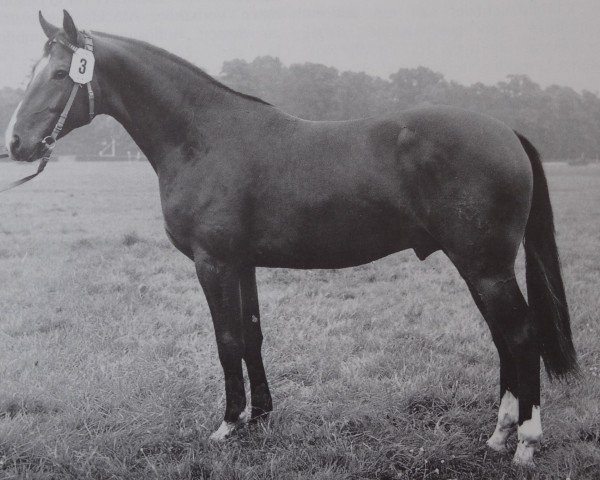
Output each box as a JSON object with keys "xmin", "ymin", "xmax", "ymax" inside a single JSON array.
[{"xmin": 44, "ymin": 30, "xmax": 96, "ymax": 147}]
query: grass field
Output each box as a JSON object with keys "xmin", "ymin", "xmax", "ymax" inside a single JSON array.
[{"xmin": 0, "ymin": 160, "xmax": 598, "ymax": 479}]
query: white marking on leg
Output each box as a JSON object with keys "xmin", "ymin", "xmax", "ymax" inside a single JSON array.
[
  {"xmin": 487, "ymin": 390, "xmax": 518, "ymax": 452},
  {"xmin": 4, "ymin": 101, "xmax": 22, "ymax": 152},
  {"xmin": 208, "ymin": 409, "xmax": 249, "ymax": 442},
  {"xmin": 209, "ymin": 421, "xmax": 237, "ymax": 442},
  {"xmin": 237, "ymin": 409, "xmax": 249, "ymax": 424},
  {"xmin": 31, "ymin": 55, "xmax": 50, "ymax": 82},
  {"xmin": 513, "ymin": 406, "xmax": 542, "ymax": 467}
]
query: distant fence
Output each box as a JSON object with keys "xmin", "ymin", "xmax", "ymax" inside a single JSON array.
[{"xmin": 75, "ymin": 155, "xmax": 145, "ymax": 162}]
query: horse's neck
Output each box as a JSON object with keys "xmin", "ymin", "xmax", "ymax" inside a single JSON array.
[{"xmin": 94, "ymin": 34, "xmax": 267, "ymax": 170}]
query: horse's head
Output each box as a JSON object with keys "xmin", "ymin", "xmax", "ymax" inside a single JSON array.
[{"xmin": 5, "ymin": 10, "xmax": 95, "ymax": 162}]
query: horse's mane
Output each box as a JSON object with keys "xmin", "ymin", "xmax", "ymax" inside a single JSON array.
[{"xmin": 94, "ymin": 31, "xmax": 272, "ymax": 107}]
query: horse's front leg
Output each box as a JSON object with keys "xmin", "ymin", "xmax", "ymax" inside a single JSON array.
[
  {"xmin": 195, "ymin": 253, "xmax": 247, "ymax": 441},
  {"xmin": 240, "ymin": 266, "xmax": 273, "ymax": 419}
]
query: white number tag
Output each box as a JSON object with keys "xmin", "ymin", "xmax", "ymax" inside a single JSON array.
[{"xmin": 69, "ymin": 48, "xmax": 95, "ymax": 84}]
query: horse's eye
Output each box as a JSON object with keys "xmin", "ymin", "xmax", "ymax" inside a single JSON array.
[{"xmin": 54, "ymin": 70, "xmax": 68, "ymax": 80}]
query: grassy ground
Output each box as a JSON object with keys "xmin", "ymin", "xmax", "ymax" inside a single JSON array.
[{"xmin": 0, "ymin": 160, "xmax": 598, "ymax": 479}]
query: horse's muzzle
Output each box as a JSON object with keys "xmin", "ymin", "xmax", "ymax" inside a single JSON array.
[
  {"xmin": 7, "ymin": 135, "xmax": 25, "ymax": 160},
  {"xmin": 7, "ymin": 136, "xmax": 47, "ymax": 162}
]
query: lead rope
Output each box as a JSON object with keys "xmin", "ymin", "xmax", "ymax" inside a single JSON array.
[{"xmin": 0, "ymin": 31, "xmax": 95, "ymax": 193}]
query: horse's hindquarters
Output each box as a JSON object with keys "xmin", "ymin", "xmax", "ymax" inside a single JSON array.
[{"xmin": 395, "ymin": 107, "xmax": 534, "ymax": 275}]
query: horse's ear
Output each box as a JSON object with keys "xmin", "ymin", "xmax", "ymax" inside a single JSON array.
[
  {"xmin": 39, "ymin": 11, "xmax": 59, "ymax": 39},
  {"xmin": 62, "ymin": 10, "xmax": 78, "ymax": 44}
]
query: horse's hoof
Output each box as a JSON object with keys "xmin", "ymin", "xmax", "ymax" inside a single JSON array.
[
  {"xmin": 512, "ymin": 441, "xmax": 536, "ymax": 467},
  {"xmin": 486, "ymin": 435, "xmax": 508, "ymax": 453},
  {"xmin": 208, "ymin": 411, "xmax": 249, "ymax": 442},
  {"xmin": 209, "ymin": 421, "xmax": 236, "ymax": 442}
]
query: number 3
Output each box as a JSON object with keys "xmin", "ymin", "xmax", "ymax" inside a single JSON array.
[{"xmin": 79, "ymin": 58, "xmax": 87, "ymax": 74}]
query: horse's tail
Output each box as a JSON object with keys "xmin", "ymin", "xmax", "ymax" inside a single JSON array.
[{"xmin": 515, "ymin": 131, "xmax": 578, "ymax": 379}]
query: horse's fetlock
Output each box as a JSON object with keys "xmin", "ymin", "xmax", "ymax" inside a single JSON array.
[{"xmin": 517, "ymin": 406, "xmax": 542, "ymax": 444}]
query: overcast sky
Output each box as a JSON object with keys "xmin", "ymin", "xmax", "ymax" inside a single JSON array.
[{"xmin": 1, "ymin": 0, "xmax": 599, "ymax": 93}]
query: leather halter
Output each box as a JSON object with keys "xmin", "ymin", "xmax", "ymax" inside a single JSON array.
[{"xmin": 0, "ymin": 31, "xmax": 95, "ymax": 193}]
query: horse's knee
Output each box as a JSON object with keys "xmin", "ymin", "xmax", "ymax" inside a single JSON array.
[{"xmin": 215, "ymin": 331, "xmax": 245, "ymax": 373}]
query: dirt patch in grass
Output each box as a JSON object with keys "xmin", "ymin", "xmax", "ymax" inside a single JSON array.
[
  {"xmin": 0, "ymin": 398, "xmax": 60, "ymax": 418},
  {"xmin": 122, "ymin": 231, "xmax": 144, "ymax": 246}
]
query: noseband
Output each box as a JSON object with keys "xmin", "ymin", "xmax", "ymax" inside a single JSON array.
[{"xmin": 0, "ymin": 31, "xmax": 95, "ymax": 193}]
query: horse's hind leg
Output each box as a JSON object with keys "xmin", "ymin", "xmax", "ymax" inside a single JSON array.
[
  {"xmin": 463, "ymin": 277, "xmax": 519, "ymax": 452},
  {"xmin": 240, "ymin": 267, "xmax": 273, "ymax": 419},
  {"xmin": 463, "ymin": 270, "xmax": 542, "ymax": 466}
]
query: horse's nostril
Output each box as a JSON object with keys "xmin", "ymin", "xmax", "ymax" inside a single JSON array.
[{"xmin": 10, "ymin": 135, "xmax": 20, "ymax": 151}]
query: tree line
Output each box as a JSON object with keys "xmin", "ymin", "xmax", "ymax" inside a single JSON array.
[{"xmin": 1, "ymin": 58, "xmax": 599, "ymax": 160}]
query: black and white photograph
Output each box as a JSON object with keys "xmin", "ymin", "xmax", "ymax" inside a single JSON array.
[{"xmin": 0, "ymin": 1, "xmax": 598, "ymax": 478}]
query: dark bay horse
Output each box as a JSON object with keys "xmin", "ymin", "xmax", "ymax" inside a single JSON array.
[{"xmin": 5, "ymin": 11, "xmax": 577, "ymax": 466}]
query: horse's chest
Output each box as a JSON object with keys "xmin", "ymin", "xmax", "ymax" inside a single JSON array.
[{"xmin": 159, "ymin": 173, "xmax": 241, "ymax": 260}]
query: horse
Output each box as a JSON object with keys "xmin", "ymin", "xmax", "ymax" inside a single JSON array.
[{"xmin": 4, "ymin": 11, "xmax": 577, "ymax": 467}]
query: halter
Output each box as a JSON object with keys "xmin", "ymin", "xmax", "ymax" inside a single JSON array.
[{"xmin": 0, "ymin": 31, "xmax": 95, "ymax": 193}]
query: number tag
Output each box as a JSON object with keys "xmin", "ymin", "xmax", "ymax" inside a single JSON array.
[{"xmin": 69, "ymin": 48, "xmax": 95, "ymax": 84}]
